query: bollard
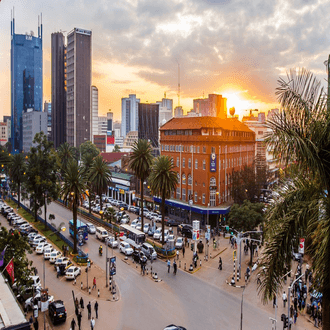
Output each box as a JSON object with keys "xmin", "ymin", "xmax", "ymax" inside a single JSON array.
[
  {"xmin": 237, "ymin": 269, "xmax": 240, "ymax": 282},
  {"xmin": 189, "ymin": 264, "xmax": 193, "ymax": 271},
  {"xmin": 147, "ymin": 268, "xmax": 148, "ymax": 275},
  {"xmin": 113, "ymin": 294, "xmax": 115, "ymax": 300},
  {"xmin": 210, "ymin": 253, "xmax": 212, "ymax": 259},
  {"xmin": 89, "ymin": 287, "xmax": 91, "ymax": 295},
  {"xmin": 81, "ymin": 282, "xmax": 83, "ymax": 290},
  {"xmin": 98, "ymin": 289, "xmax": 100, "ymax": 298},
  {"xmin": 200, "ymin": 260, "xmax": 202, "ymax": 267},
  {"xmin": 206, "ymin": 255, "xmax": 208, "ymax": 261},
  {"xmin": 184, "ymin": 263, "xmax": 186, "ymax": 271},
  {"xmin": 179, "ymin": 260, "xmax": 181, "ymax": 268}
]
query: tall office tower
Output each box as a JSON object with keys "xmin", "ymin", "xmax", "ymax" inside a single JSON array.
[
  {"xmin": 66, "ymin": 28, "xmax": 92, "ymax": 148},
  {"xmin": 174, "ymin": 106, "xmax": 183, "ymax": 117},
  {"xmin": 107, "ymin": 111, "xmax": 113, "ymax": 132},
  {"xmin": 51, "ymin": 32, "xmax": 66, "ymax": 148},
  {"xmin": 121, "ymin": 94, "xmax": 140, "ymax": 138},
  {"xmin": 156, "ymin": 97, "xmax": 173, "ymax": 125},
  {"xmin": 138, "ymin": 103, "xmax": 159, "ymax": 148},
  {"xmin": 98, "ymin": 116, "xmax": 107, "ymax": 135},
  {"xmin": 193, "ymin": 94, "xmax": 227, "ymax": 119},
  {"xmin": 11, "ymin": 13, "xmax": 43, "ymax": 153},
  {"xmin": 43, "ymin": 101, "xmax": 52, "ymax": 140},
  {"xmin": 91, "ymin": 86, "xmax": 98, "ymax": 142}
]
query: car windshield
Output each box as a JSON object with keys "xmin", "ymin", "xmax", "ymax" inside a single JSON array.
[
  {"xmin": 155, "ymin": 229, "xmax": 161, "ymax": 234},
  {"xmin": 177, "ymin": 238, "xmax": 183, "ymax": 242},
  {"xmin": 67, "ymin": 268, "xmax": 73, "ymax": 273}
]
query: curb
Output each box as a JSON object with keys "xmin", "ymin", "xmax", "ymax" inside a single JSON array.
[
  {"xmin": 211, "ymin": 247, "xmax": 227, "ymax": 259},
  {"xmin": 225, "ymin": 279, "xmax": 246, "ymax": 289}
]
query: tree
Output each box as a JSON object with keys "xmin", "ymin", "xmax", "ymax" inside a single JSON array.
[
  {"xmin": 57, "ymin": 142, "xmax": 75, "ymax": 174},
  {"xmin": 61, "ymin": 160, "xmax": 87, "ymax": 254},
  {"xmin": 0, "ymin": 226, "xmax": 33, "ymax": 287},
  {"xmin": 129, "ymin": 140, "xmax": 153, "ymax": 233},
  {"xmin": 0, "ymin": 145, "xmax": 11, "ymax": 177},
  {"xmin": 104, "ymin": 206, "xmax": 116, "ymax": 230},
  {"xmin": 89, "ymin": 155, "xmax": 112, "ymax": 212},
  {"xmin": 112, "ymin": 145, "xmax": 121, "ymax": 152},
  {"xmin": 258, "ymin": 68, "xmax": 330, "ymax": 329},
  {"xmin": 149, "ymin": 155, "xmax": 178, "ymax": 246},
  {"xmin": 81, "ymin": 153, "xmax": 95, "ymax": 214},
  {"xmin": 8, "ymin": 153, "xmax": 27, "ymax": 209},
  {"xmin": 79, "ymin": 141, "xmax": 100, "ymax": 160},
  {"xmin": 228, "ymin": 200, "xmax": 264, "ymax": 264}
]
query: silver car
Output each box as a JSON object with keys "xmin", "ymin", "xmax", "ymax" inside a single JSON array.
[{"xmin": 86, "ymin": 223, "xmax": 96, "ymax": 234}]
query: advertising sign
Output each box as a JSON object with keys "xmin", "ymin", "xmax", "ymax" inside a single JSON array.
[
  {"xmin": 193, "ymin": 229, "xmax": 200, "ymax": 241},
  {"xmin": 192, "ymin": 220, "xmax": 200, "ymax": 231},
  {"xmin": 205, "ymin": 225, "xmax": 210, "ymax": 240},
  {"xmin": 210, "ymin": 153, "xmax": 217, "ymax": 172},
  {"xmin": 298, "ymin": 238, "xmax": 305, "ymax": 254},
  {"xmin": 109, "ymin": 256, "xmax": 116, "ymax": 276}
]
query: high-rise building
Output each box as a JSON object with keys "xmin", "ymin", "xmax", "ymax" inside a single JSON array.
[
  {"xmin": 138, "ymin": 103, "xmax": 159, "ymax": 148},
  {"xmin": 91, "ymin": 86, "xmax": 98, "ymax": 142},
  {"xmin": 121, "ymin": 94, "xmax": 140, "ymax": 138},
  {"xmin": 98, "ymin": 116, "xmax": 107, "ymax": 135},
  {"xmin": 43, "ymin": 101, "xmax": 52, "ymax": 140},
  {"xmin": 156, "ymin": 97, "xmax": 173, "ymax": 126},
  {"xmin": 66, "ymin": 28, "xmax": 92, "ymax": 148},
  {"xmin": 193, "ymin": 94, "xmax": 227, "ymax": 119},
  {"xmin": 11, "ymin": 14, "xmax": 43, "ymax": 153},
  {"xmin": 51, "ymin": 31, "xmax": 66, "ymax": 149},
  {"xmin": 107, "ymin": 112, "xmax": 113, "ymax": 132},
  {"xmin": 174, "ymin": 106, "xmax": 183, "ymax": 117}
]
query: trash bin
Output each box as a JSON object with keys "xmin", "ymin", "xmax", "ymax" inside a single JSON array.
[{"xmin": 191, "ymin": 242, "xmax": 194, "ymax": 251}]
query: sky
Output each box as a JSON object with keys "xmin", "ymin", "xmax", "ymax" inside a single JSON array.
[{"xmin": 0, "ymin": 0, "xmax": 329, "ymax": 121}]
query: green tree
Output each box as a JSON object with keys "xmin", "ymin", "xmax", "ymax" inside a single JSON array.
[
  {"xmin": 8, "ymin": 153, "xmax": 27, "ymax": 209},
  {"xmin": 129, "ymin": 140, "xmax": 153, "ymax": 233},
  {"xmin": 81, "ymin": 153, "xmax": 95, "ymax": 214},
  {"xmin": 61, "ymin": 160, "xmax": 87, "ymax": 254},
  {"xmin": 104, "ymin": 206, "xmax": 116, "ymax": 229},
  {"xmin": 79, "ymin": 141, "xmax": 100, "ymax": 160},
  {"xmin": 89, "ymin": 155, "xmax": 112, "ymax": 212},
  {"xmin": 25, "ymin": 132, "xmax": 59, "ymax": 225},
  {"xmin": 258, "ymin": 68, "xmax": 330, "ymax": 329},
  {"xmin": 0, "ymin": 226, "xmax": 33, "ymax": 287},
  {"xmin": 57, "ymin": 142, "xmax": 75, "ymax": 174},
  {"xmin": 0, "ymin": 145, "xmax": 11, "ymax": 177},
  {"xmin": 149, "ymin": 155, "xmax": 178, "ymax": 245},
  {"xmin": 112, "ymin": 145, "xmax": 121, "ymax": 152},
  {"xmin": 228, "ymin": 200, "xmax": 264, "ymax": 264}
]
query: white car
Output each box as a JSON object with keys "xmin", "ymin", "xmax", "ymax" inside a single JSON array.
[
  {"xmin": 86, "ymin": 223, "xmax": 96, "ymax": 234},
  {"xmin": 154, "ymin": 214, "xmax": 162, "ymax": 223},
  {"xmin": 175, "ymin": 237, "xmax": 184, "ymax": 249},
  {"xmin": 49, "ymin": 250, "xmax": 62, "ymax": 263},
  {"xmin": 136, "ymin": 223, "xmax": 142, "ymax": 231},
  {"xmin": 32, "ymin": 237, "xmax": 46, "ymax": 248},
  {"xmin": 19, "ymin": 224, "xmax": 31, "ymax": 231},
  {"xmin": 153, "ymin": 228, "xmax": 162, "ymax": 240},
  {"xmin": 167, "ymin": 234, "xmax": 175, "ymax": 242},
  {"xmin": 43, "ymin": 248, "xmax": 54, "ymax": 260},
  {"xmin": 143, "ymin": 223, "xmax": 150, "ymax": 233},
  {"xmin": 119, "ymin": 242, "xmax": 133, "ymax": 255},
  {"xmin": 131, "ymin": 219, "xmax": 140, "ymax": 228},
  {"xmin": 25, "ymin": 292, "xmax": 54, "ymax": 311},
  {"xmin": 65, "ymin": 266, "xmax": 81, "ymax": 280},
  {"xmin": 163, "ymin": 229, "xmax": 169, "ymax": 242},
  {"xmin": 35, "ymin": 242, "xmax": 52, "ymax": 254},
  {"xmin": 28, "ymin": 232, "xmax": 38, "ymax": 240},
  {"xmin": 54, "ymin": 257, "xmax": 70, "ymax": 268},
  {"xmin": 106, "ymin": 236, "xmax": 118, "ymax": 248}
]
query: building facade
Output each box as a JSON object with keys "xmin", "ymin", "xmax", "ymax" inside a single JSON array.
[
  {"xmin": 66, "ymin": 28, "xmax": 92, "ymax": 148},
  {"xmin": 98, "ymin": 116, "xmax": 107, "ymax": 135},
  {"xmin": 121, "ymin": 94, "xmax": 140, "ymax": 138},
  {"xmin": 157, "ymin": 97, "xmax": 173, "ymax": 125},
  {"xmin": 22, "ymin": 109, "xmax": 47, "ymax": 152},
  {"xmin": 193, "ymin": 94, "xmax": 227, "ymax": 118},
  {"xmin": 11, "ymin": 16, "xmax": 43, "ymax": 153},
  {"xmin": 93, "ymin": 134, "xmax": 106, "ymax": 152},
  {"xmin": 0, "ymin": 122, "xmax": 9, "ymax": 146},
  {"xmin": 91, "ymin": 86, "xmax": 98, "ymax": 142},
  {"xmin": 43, "ymin": 101, "xmax": 51, "ymax": 141},
  {"xmin": 51, "ymin": 31, "xmax": 66, "ymax": 149},
  {"xmin": 138, "ymin": 103, "xmax": 159, "ymax": 148},
  {"xmin": 123, "ymin": 130, "xmax": 138, "ymax": 147},
  {"xmin": 160, "ymin": 117, "xmax": 255, "ymax": 226}
]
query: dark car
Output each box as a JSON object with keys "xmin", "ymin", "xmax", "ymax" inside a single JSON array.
[
  {"xmin": 20, "ymin": 227, "xmax": 38, "ymax": 236},
  {"xmin": 118, "ymin": 202, "xmax": 128, "ymax": 210},
  {"xmin": 16, "ymin": 286, "xmax": 36, "ymax": 303},
  {"xmin": 132, "ymin": 250, "xmax": 148, "ymax": 264},
  {"xmin": 164, "ymin": 325, "xmax": 187, "ymax": 330},
  {"xmin": 178, "ymin": 224, "xmax": 193, "ymax": 238},
  {"xmin": 164, "ymin": 217, "xmax": 182, "ymax": 227},
  {"xmin": 49, "ymin": 300, "xmax": 67, "ymax": 324}
]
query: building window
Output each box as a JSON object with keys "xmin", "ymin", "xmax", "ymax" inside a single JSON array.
[
  {"xmin": 195, "ymin": 181, "xmax": 197, "ymax": 186},
  {"xmin": 210, "ymin": 177, "xmax": 216, "ymax": 186},
  {"xmin": 182, "ymin": 158, "xmax": 185, "ymax": 168},
  {"xmin": 194, "ymin": 192, "xmax": 198, "ymax": 202},
  {"xmin": 188, "ymin": 189, "xmax": 192, "ymax": 201},
  {"xmin": 203, "ymin": 182, "xmax": 205, "ymax": 187},
  {"xmin": 203, "ymin": 146, "xmax": 206, "ymax": 153},
  {"xmin": 197, "ymin": 146, "xmax": 200, "ymax": 153},
  {"xmin": 182, "ymin": 174, "xmax": 186, "ymax": 185},
  {"xmin": 176, "ymin": 187, "xmax": 180, "ymax": 199},
  {"xmin": 195, "ymin": 159, "xmax": 198, "ymax": 169},
  {"xmin": 188, "ymin": 158, "xmax": 191, "ymax": 168},
  {"xmin": 188, "ymin": 174, "xmax": 192, "ymax": 185},
  {"xmin": 202, "ymin": 193, "xmax": 205, "ymax": 204},
  {"xmin": 182, "ymin": 188, "xmax": 186, "ymax": 201},
  {"xmin": 171, "ymin": 157, "xmax": 174, "ymax": 166},
  {"xmin": 177, "ymin": 173, "xmax": 180, "ymax": 181},
  {"xmin": 210, "ymin": 190, "xmax": 216, "ymax": 206},
  {"xmin": 203, "ymin": 159, "xmax": 206, "ymax": 170},
  {"xmin": 161, "ymin": 145, "xmax": 164, "ymax": 151},
  {"xmin": 177, "ymin": 157, "xmax": 179, "ymax": 167},
  {"xmin": 211, "ymin": 147, "xmax": 215, "ymax": 153}
]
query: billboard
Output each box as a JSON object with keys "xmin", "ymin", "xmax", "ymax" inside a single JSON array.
[
  {"xmin": 109, "ymin": 256, "xmax": 116, "ymax": 276},
  {"xmin": 210, "ymin": 153, "xmax": 216, "ymax": 172}
]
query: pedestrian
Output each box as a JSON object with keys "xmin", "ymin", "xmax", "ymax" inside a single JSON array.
[
  {"xmin": 176, "ymin": 250, "xmax": 179, "ymax": 260},
  {"xmin": 94, "ymin": 300, "xmax": 98, "ymax": 319},
  {"xmin": 87, "ymin": 301, "xmax": 91, "ymax": 319},
  {"xmin": 33, "ymin": 318, "xmax": 39, "ymax": 330},
  {"xmin": 218, "ymin": 257, "xmax": 222, "ymax": 270},
  {"xmin": 182, "ymin": 245, "xmax": 185, "ymax": 258},
  {"xmin": 293, "ymin": 309, "xmax": 298, "ymax": 324},
  {"xmin": 77, "ymin": 312, "xmax": 82, "ymax": 330},
  {"xmin": 185, "ymin": 236, "xmax": 187, "ymax": 247},
  {"xmin": 290, "ymin": 305, "xmax": 294, "ymax": 318},
  {"xmin": 29, "ymin": 315, "xmax": 33, "ymax": 325},
  {"xmin": 273, "ymin": 294, "xmax": 277, "ymax": 308},
  {"xmin": 92, "ymin": 277, "xmax": 96, "ymax": 289},
  {"xmin": 173, "ymin": 260, "xmax": 177, "ymax": 275},
  {"xmin": 91, "ymin": 316, "xmax": 96, "ymax": 330},
  {"xmin": 80, "ymin": 296, "xmax": 84, "ymax": 310},
  {"xmin": 282, "ymin": 291, "xmax": 287, "ymax": 308},
  {"xmin": 140, "ymin": 262, "xmax": 143, "ymax": 275},
  {"xmin": 56, "ymin": 265, "xmax": 60, "ymax": 278},
  {"xmin": 71, "ymin": 318, "xmax": 76, "ymax": 330},
  {"xmin": 142, "ymin": 264, "xmax": 145, "ymax": 276},
  {"xmin": 167, "ymin": 259, "xmax": 170, "ymax": 273}
]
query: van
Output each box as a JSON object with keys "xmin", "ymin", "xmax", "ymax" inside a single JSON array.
[
  {"xmin": 96, "ymin": 227, "xmax": 108, "ymax": 241},
  {"xmin": 141, "ymin": 242, "xmax": 157, "ymax": 260}
]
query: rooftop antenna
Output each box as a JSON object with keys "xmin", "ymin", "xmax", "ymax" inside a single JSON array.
[
  {"xmin": 164, "ymin": 92, "xmax": 166, "ymax": 98},
  {"xmin": 38, "ymin": 15, "xmax": 40, "ymax": 37},
  {"xmin": 13, "ymin": 7, "xmax": 15, "ymax": 35}
]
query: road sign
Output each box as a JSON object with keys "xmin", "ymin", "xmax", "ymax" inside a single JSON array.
[{"xmin": 298, "ymin": 238, "xmax": 305, "ymax": 254}]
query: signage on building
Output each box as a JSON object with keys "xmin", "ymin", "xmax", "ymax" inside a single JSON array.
[
  {"xmin": 210, "ymin": 153, "xmax": 216, "ymax": 172},
  {"xmin": 107, "ymin": 136, "xmax": 115, "ymax": 145},
  {"xmin": 193, "ymin": 229, "xmax": 200, "ymax": 241},
  {"xmin": 119, "ymin": 189, "xmax": 125, "ymax": 194}
]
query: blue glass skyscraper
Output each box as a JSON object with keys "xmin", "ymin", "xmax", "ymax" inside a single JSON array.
[{"xmin": 11, "ymin": 13, "xmax": 43, "ymax": 153}]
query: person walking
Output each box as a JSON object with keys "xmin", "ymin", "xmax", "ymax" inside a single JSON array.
[
  {"xmin": 91, "ymin": 316, "xmax": 96, "ymax": 330},
  {"xmin": 282, "ymin": 291, "xmax": 287, "ymax": 308},
  {"xmin": 167, "ymin": 259, "xmax": 170, "ymax": 273},
  {"xmin": 56, "ymin": 265, "xmax": 60, "ymax": 278},
  {"xmin": 94, "ymin": 300, "xmax": 99, "ymax": 319},
  {"xmin": 92, "ymin": 277, "xmax": 96, "ymax": 290},
  {"xmin": 218, "ymin": 257, "xmax": 222, "ymax": 270},
  {"xmin": 33, "ymin": 318, "xmax": 39, "ymax": 330},
  {"xmin": 71, "ymin": 318, "xmax": 76, "ymax": 330},
  {"xmin": 293, "ymin": 309, "xmax": 298, "ymax": 324},
  {"xmin": 87, "ymin": 301, "xmax": 92, "ymax": 319},
  {"xmin": 77, "ymin": 312, "xmax": 82, "ymax": 330},
  {"xmin": 176, "ymin": 250, "xmax": 179, "ymax": 260},
  {"xmin": 182, "ymin": 245, "xmax": 185, "ymax": 258},
  {"xmin": 173, "ymin": 260, "xmax": 177, "ymax": 275},
  {"xmin": 273, "ymin": 293, "xmax": 277, "ymax": 308},
  {"xmin": 80, "ymin": 297, "xmax": 84, "ymax": 310}
]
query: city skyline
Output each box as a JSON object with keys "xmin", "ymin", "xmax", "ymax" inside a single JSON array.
[{"xmin": 1, "ymin": 0, "xmax": 329, "ymax": 121}]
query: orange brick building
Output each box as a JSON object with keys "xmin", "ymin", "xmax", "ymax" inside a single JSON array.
[{"xmin": 158, "ymin": 116, "xmax": 255, "ymax": 227}]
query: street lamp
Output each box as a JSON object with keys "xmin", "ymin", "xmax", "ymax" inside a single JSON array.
[{"xmin": 44, "ymin": 190, "xmax": 48, "ymax": 230}]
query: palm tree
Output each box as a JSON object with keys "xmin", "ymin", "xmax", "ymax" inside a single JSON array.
[
  {"xmin": 104, "ymin": 206, "xmax": 116, "ymax": 232},
  {"xmin": 81, "ymin": 153, "xmax": 95, "ymax": 214},
  {"xmin": 149, "ymin": 155, "xmax": 178, "ymax": 246},
  {"xmin": 258, "ymin": 68, "xmax": 330, "ymax": 329},
  {"xmin": 89, "ymin": 155, "xmax": 112, "ymax": 212},
  {"xmin": 8, "ymin": 153, "xmax": 26, "ymax": 208},
  {"xmin": 57, "ymin": 142, "xmax": 75, "ymax": 174},
  {"xmin": 129, "ymin": 140, "xmax": 153, "ymax": 233},
  {"xmin": 61, "ymin": 160, "xmax": 86, "ymax": 254}
]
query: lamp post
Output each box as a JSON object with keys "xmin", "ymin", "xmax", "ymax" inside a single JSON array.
[{"xmin": 44, "ymin": 190, "xmax": 48, "ymax": 230}]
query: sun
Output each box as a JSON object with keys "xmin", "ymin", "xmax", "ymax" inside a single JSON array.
[{"xmin": 222, "ymin": 91, "xmax": 254, "ymax": 118}]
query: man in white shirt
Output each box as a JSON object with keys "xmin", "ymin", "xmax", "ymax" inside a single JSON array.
[
  {"xmin": 90, "ymin": 316, "xmax": 95, "ymax": 330},
  {"xmin": 282, "ymin": 291, "xmax": 287, "ymax": 308}
]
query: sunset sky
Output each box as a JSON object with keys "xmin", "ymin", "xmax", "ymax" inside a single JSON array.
[{"xmin": 0, "ymin": 0, "xmax": 329, "ymax": 121}]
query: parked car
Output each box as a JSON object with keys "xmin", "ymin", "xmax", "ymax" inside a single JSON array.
[
  {"xmin": 178, "ymin": 224, "xmax": 193, "ymax": 238},
  {"xmin": 36, "ymin": 243, "xmax": 52, "ymax": 254},
  {"xmin": 54, "ymin": 257, "xmax": 70, "ymax": 269},
  {"xmin": 49, "ymin": 250, "xmax": 62, "ymax": 263},
  {"xmin": 118, "ymin": 202, "xmax": 128, "ymax": 210},
  {"xmin": 153, "ymin": 228, "xmax": 162, "ymax": 240},
  {"xmin": 29, "ymin": 234, "xmax": 43, "ymax": 245},
  {"xmin": 44, "ymin": 248, "xmax": 55, "ymax": 260},
  {"xmin": 128, "ymin": 205, "xmax": 137, "ymax": 213},
  {"xmin": 175, "ymin": 237, "xmax": 184, "ymax": 249},
  {"xmin": 49, "ymin": 300, "xmax": 67, "ymax": 324},
  {"xmin": 147, "ymin": 226, "xmax": 156, "ymax": 237},
  {"xmin": 21, "ymin": 227, "xmax": 38, "ymax": 236},
  {"xmin": 143, "ymin": 223, "xmax": 150, "ymax": 233},
  {"xmin": 25, "ymin": 292, "xmax": 54, "ymax": 311},
  {"xmin": 105, "ymin": 236, "xmax": 118, "ymax": 248},
  {"xmin": 120, "ymin": 215, "xmax": 130, "ymax": 224},
  {"xmin": 27, "ymin": 232, "xmax": 38, "ymax": 240},
  {"xmin": 141, "ymin": 242, "xmax": 157, "ymax": 260},
  {"xmin": 119, "ymin": 242, "xmax": 133, "ymax": 255},
  {"xmin": 32, "ymin": 237, "xmax": 46, "ymax": 248},
  {"xmin": 164, "ymin": 217, "xmax": 182, "ymax": 227},
  {"xmin": 65, "ymin": 266, "xmax": 81, "ymax": 280},
  {"xmin": 132, "ymin": 250, "xmax": 148, "ymax": 264},
  {"xmin": 17, "ymin": 286, "xmax": 40, "ymax": 303},
  {"xmin": 131, "ymin": 219, "xmax": 140, "ymax": 228},
  {"xmin": 86, "ymin": 223, "xmax": 96, "ymax": 234}
]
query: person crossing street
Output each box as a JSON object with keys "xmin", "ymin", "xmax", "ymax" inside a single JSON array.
[{"xmin": 167, "ymin": 259, "xmax": 170, "ymax": 273}]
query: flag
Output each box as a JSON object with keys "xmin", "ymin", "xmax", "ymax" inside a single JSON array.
[
  {"xmin": 0, "ymin": 246, "xmax": 7, "ymax": 267},
  {"xmin": 5, "ymin": 258, "xmax": 14, "ymax": 283}
]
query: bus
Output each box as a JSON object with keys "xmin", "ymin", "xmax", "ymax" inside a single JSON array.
[
  {"xmin": 69, "ymin": 219, "xmax": 88, "ymax": 246},
  {"xmin": 120, "ymin": 224, "xmax": 145, "ymax": 248}
]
